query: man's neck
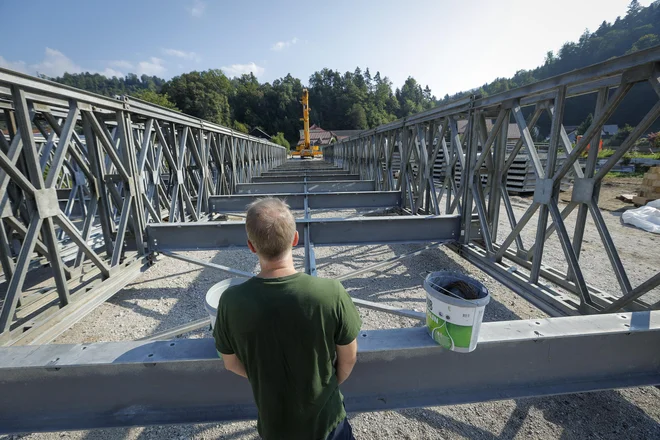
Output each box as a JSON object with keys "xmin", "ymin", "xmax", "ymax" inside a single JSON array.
[{"xmin": 257, "ymin": 253, "xmax": 297, "ymax": 279}]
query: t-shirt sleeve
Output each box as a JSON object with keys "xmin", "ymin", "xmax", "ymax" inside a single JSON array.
[
  {"xmin": 212, "ymin": 296, "xmax": 235, "ymax": 355},
  {"xmin": 334, "ymin": 281, "xmax": 362, "ymax": 345}
]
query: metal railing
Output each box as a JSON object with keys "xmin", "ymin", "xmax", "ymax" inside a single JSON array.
[
  {"xmin": 0, "ymin": 68, "xmax": 286, "ymax": 343},
  {"xmin": 324, "ymin": 46, "xmax": 660, "ymax": 316}
]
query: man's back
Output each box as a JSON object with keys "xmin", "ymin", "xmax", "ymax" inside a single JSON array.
[{"xmin": 213, "ymin": 272, "xmax": 361, "ymax": 440}]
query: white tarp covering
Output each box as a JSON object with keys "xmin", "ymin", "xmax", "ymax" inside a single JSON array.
[{"xmin": 621, "ymin": 199, "xmax": 660, "ymax": 234}]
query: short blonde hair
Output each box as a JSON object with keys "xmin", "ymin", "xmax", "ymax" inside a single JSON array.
[{"xmin": 246, "ymin": 197, "xmax": 296, "ymax": 259}]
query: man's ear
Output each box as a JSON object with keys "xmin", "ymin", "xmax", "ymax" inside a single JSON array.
[
  {"xmin": 247, "ymin": 240, "xmax": 257, "ymax": 254},
  {"xmin": 292, "ymin": 231, "xmax": 299, "ymax": 247}
]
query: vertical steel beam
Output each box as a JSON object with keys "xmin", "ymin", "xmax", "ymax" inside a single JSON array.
[
  {"xmin": 530, "ymin": 86, "xmax": 566, "ymax": 283},
  {"xmin": 11, "ymin": 86, "xmax": 70, "ymax": 308},
  {"xmin": 0, "ymin": 217, "xmax": 42, "ymax": 332}
]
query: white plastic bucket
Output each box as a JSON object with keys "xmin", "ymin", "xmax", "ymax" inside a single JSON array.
[
  {"xmin": 423, "ymin": 271, "xmax": 490, "ymax": 353},
  {"xmin": 205, "ymin": 278, "xmax": 248, "ymax": 328}
]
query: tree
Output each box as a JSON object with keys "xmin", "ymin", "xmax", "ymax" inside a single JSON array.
[
  {"xmin": 271, "ymin": 132, "xmax": 290, "ymax": 150},
  {"xmin": 607, "ymin": 124, "xmax": 634, "ymax": 146},
  {"xmin": 647, "ymin": 132, "xmax": 660, "ymax": 149},
  {"xmin": 628, "ymin": 0, "xmax": 642, "ymax": 15},
  {"xmin": 232, "ymin": 121, "xmax": 249, "ymax": 133},
  {"xmin": 544, "ymin": 50, "xmax": 556, "ymax": 65},
  {"xmin": 263, "ymin": 74, "xmax": 304, "ymax": 142},
  {"xmin": 577, "ymin": 113, "xmax": 593, "ymax": 135},
  {"xmin": 162, "ymin": 70, "xmax": 232, "ymax": 125},
  {"xmin": 347, "ymin": 103, "xmax": 367, "ymax": 129},
  {"xmin": 230, "ymin": 73, "xmax": 265, "ymax": 129},
  {"xmin": 131, "ymin": 90, "xmax": 179, "ymax": 110},
  {"xmin": 595, "ymin": 20, "xmax": 610, "ymax": 36},
  {"xmin": 395, "ymin": 77, "xmax": 435, "ymax": 118},
  {"xmin": 627, "ymin": 34, "xmax": 660, "ymax": 53},
  {"xmin": 49, "ymin": 72, "xmax": 166, "ymax": 97}
]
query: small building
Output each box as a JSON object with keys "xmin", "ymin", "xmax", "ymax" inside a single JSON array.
[
  {"xmin": 563, "ymin": 126, "xmax": 579, "ymax": 143},
  {"xmin": 297, "ymin": 124, "xmax": 332, "ymax": 147},
  {"xmin": 249, "ymin": 127, "xmax": 271, "ymax": 140},
  {"xmin": 296, "ymin": 124, "xmax": 365, "ymax": 148},
  {"xmin": 330, "ymin": 130, "xmax": 364, "ymax": 142},
  {"xmin": 565, "ymin": 124, "xmax": 618, "ymax": 143},
  {"xmin": 601, "ymin": 124, "xmax": 619, "ymax": 139}
]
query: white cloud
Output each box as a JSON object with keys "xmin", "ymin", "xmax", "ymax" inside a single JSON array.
[
  {"xmin": 100, "ymin": 67, "xmax": 124, "ymax": 78},
  {"xmin": 162, "ymin": 48, "xmax": 200, "ymax": 61},
  {"xmin": 32, "ymin": 47, "xmax": 82, "ymax": 77},
  {"xmin": 188, "ymin": 0, "xmax": 206, "ymax": 17},
  {"xmin": 109, "ymin": 60, "xmax": 133, "ymax": 69},
  {"xmin": 0, "ymin": 55, "xmax": 28, "ymax": 73},
  {"xmin": 221, "ymin": 62, "xmax": 265, "ymax": 78},
  {"xmin": 137, "ymin": 57, "xmax": 166, "ymax": 76},
  {"xmin": 271, "ymin": 37, "xmax": 298, "ymax": 51},
  {"xmin": 0, "ymin": 50, "xmax": 167, "ymax": 79}
]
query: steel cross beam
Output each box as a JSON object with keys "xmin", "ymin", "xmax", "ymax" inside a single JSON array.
[
  {"xmin": 261, "ymin": 168, "xmax": 351, "ymax": 175},
  {"xmin": 0, "ymin": 311, "xmax": 658, "ymax": 434},
  {"xmin": 146, "ymin": 215, "xmax": 461, "ymax": 250},
  {"xmin": 251, "ymin": 174, "xmax": 361, "ymax": 182},
  {"xmin": 235, "ymin": 180, "xmax": 376, "ymax": 194},
  {"xmin": 209, "ymin": 191, "xmax": 401, "ymax": 213}
]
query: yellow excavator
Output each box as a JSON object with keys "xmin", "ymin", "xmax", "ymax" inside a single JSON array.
[{"xmin": 294, "ymin": 89, "xmax": 321, "ymax": 159}]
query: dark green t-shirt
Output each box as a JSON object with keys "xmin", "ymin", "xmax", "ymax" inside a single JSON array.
[{"xmin": 213, "ymin": 273, "xmax": 362, "ymax": 440}]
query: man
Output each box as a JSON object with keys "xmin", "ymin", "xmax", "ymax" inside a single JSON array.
[{"xmin": 213, "ymin": 197, "xmax": 362, "ymax": 440}]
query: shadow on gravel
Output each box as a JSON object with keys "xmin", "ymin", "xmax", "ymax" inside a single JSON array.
[
  {"xmin": 111, "ymin": 248, "xmax": 258, "ymax": 338},
  {"xmin": 318, "ymin": 243, "xmax": 521, "ymax": 322},
  {"xmin": 396, "ymin": 390, "xmax": 659, "ymax": 440},
  {"xmin": 77, "ymin": 424, "xmax": 258, "ymax": 440}
]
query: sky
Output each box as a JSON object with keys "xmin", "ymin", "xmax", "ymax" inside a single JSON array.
[{"xmin": 0, "ymin": 0, "xmax": 653, "ymax": 98}]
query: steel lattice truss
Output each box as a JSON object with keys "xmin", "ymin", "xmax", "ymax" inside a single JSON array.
[
  {"xmin": 324, "ymin": 47, "xmax": 660, "ymax": 316},
  {"xmin": 0, "ymin": 69, "xmax": 286, "ymax": 344}
]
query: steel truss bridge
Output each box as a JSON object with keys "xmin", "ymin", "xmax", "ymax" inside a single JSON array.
[{"xmin": 0, "ymin": 47, "xmax": 659, "ymax": 434}]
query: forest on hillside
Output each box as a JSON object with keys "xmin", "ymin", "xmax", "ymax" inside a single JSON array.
[{"xmin": 47, "ymin": 0, "xmax": 660, "ymax": 147}]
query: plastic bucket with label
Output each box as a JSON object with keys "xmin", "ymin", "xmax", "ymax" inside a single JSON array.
[
  {"xmin": 423, "ymin": 271, "xmax": 490, "ymax": 353},
  {"xmin": 204, "ymin": 278, "xmax": 248, "ymax": 329}
]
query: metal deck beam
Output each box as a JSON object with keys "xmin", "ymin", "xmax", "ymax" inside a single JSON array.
[
  {"xmin": 146, "ymin": 215, "xmax": 460, "ymax": 250},
  {"xmin": 251, "ymin": 174, "xmax": 360, "ymax": 182},
  {"xmin": 261, "ymin": 169, "xmax": 350, "ymax": 175},
  {"xmin": 209, "ymin": 191, "xmax": 401, "ymax": 212},
  {"xmin": 0, "ymin": 311, "xmax": 658, "ymax": 434},
  {"xmin": 236, "ymin": 180, "xmax": 375, "ymax": 194}
]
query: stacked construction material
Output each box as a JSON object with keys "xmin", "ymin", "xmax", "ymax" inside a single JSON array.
[
  {"xmin": 426, "ymin": 142, "xmax": 562, "ymax": 193},
  {"xmin": 634, "ymin": 166, "xmax": 660, "ymax": 206},
  {"xmin": 397, "ymin": 150, "xmax": 569, "ymax": 194}
]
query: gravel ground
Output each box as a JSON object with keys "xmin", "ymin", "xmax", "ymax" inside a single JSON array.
[{"xmin": 3, "ymin": 199, "xmax": 659, "ymax": 440}]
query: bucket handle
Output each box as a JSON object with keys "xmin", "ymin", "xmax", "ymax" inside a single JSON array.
[{"xmin": 419, "ymin": 271, "xmax": 480, "ymax": 306}]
